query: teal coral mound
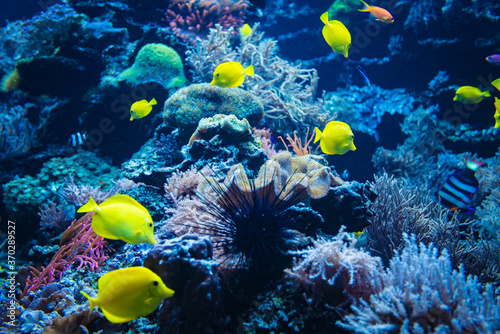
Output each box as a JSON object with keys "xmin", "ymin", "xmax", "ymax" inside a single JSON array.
[
  {"xmin": 3, "ymin": 151, "xmax": 121, "ymax": 223},
  {"xmin": 161, "ymin": 83, "xmax": 264, "ymax": 143},
  {"xmin": 118, "ymin": 43, "xmax": 188, "ymax": 90}
]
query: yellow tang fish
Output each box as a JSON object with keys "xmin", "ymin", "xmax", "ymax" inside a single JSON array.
[
  {"xmin": 453, "ymin": 86, "xmax": 490, "ymax": 104},
  {"xmin": 494, "ymin": 97, "xmax": 500, "ymax": 129},
  {"xmin": 320, "ymin": 12, "xmax": 351, "ymax": 58},
  {"xmin": 130, "ymin": 98, "xmax": 157, "ymax": 121},
  {"xmin": 77, "ymin": 194, "xmax": 156, "ymax": 245},
  {"xmin": 314, "ymin": 121, "xmax": 356, "ymax": 155},
  {"xmin": 210, "ymin": 62, "xmax": 254, "ymax": 88},
  {"xmin": 239, "ymin": 23, "xmax": 252, "ymax": 38},
  {"xmin": 81, "ymin": 266, "xmax": 174, "ymax": 323},
  {"xmin": 491, "ymin": 78, "xmax": 500, "ymax": 91}
]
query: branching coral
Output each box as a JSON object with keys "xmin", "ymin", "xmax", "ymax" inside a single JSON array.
[
  {"xmin": 166, "ymin": 0, "xmax": 248, "ymax": 43},
  {"xmin": 185, "ymin": 24, "xmax": 329, "ymax": 131},
  {"xmin": 338, "ymin": 236, "xmax": 500, "ymax": 333},
  {"xmin": 286, "ymin": 227, "xmax": 383, "ymax": 306},
  {"xmin": 22, "ymin": 213, "xmax": 110, "ymax": 297},
  {"xmin": 365, "ymin": 173, "xmax": 492, "ymax": 279}
]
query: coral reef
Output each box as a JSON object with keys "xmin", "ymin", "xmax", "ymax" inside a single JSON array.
[
  {"xmin": 161, "ymin": 83, "xmax": 264, "ymax": 143},
  {"xmin": 338, "ymin": 236, "xmax": 500, "ymax": 333},
  {"xmin": 117, "ymin": 43, "xmax": 188, "ymax": 91},
  {"xmin": 0, "ymin": 105, "xmax": 34, "ymax": 160},
  {"xmin": 185, "ymin": 24, "xmax": 329, "ymax": 131},
  {"xmin": 143, "ymin": 234, "xmax": 226, "ymax": 333},
  {"xmin": 166, "ymin": 0, "xmax": 248, "ymax": 43}
]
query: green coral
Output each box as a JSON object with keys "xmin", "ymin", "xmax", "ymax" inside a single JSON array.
[
  {"xmin": 118, "ymin": 43, "xmax": 188, "ymax": 90},
  {"xmin": 2, "ymin": 151, "xmax": 121, "ymax": 222},
  {"xmin": 161, "ymin": 83, "xmax": 264, "ymax": 143}
]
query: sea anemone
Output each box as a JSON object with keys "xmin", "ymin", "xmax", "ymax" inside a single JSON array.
[{"xmin": 194, "ymin": 161, "xmax": 310, "ymax": 269}]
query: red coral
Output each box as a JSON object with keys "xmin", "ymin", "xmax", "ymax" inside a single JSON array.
[
  {"xmin": 166, "ymin": 0, "xmax": 248, "ymax": 43},
  {"xmin": 22, "ymin": 213, "xmax": 111, "ymax": 297}
]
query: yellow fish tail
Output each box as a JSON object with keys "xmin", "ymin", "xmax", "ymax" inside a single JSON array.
[
  {"xmin": 149, "ymin": 98, "xmax": 157, "ymax": 106},
  {"xmin": 314, "ymin": 127, "xmax": 323, "ymax": 144},
  {"xmin": 483, "ymin": 90, "xmax": 491, "ymax": 97},
  {"xmin": 320, "ymin": 12, "xmax": 329, "ymax": 25},
  {"xmin": 80, "ymin": 290, "xmax": 98, "ymax": 315},
  {"xmin": 358, "ymin": 0, "xmax": 371, "ymax": 11},
  {"xmin": 492, "ymin": 78, "xmax": 500, "ymax": 91},
  {"xmin": 243, "ymin": 65, "xmax": 254, "ymax": 77},
  {"xmin": 77, "ymin": 196, "xmax": 99, "ymax": 213}
]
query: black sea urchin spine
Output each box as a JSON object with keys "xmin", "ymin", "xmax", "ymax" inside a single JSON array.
[{"xmin": 194, "ymin": 166, "xmax": 309, "ymax": 268}]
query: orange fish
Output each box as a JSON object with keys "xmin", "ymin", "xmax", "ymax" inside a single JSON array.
[{"xmin": 358, "ymin": 0, "xmax": 394, "ymax": 23}]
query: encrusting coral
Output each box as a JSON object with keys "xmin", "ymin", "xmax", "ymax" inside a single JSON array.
[{"xmin": 188, "ymin": 114, "xmax": 253, "ymax": 146}]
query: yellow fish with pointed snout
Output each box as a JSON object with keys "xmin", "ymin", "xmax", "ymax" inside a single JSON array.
[
  {"xmin": 453, "ymin": 86, "xmax": 490, "ymax": 104},
  {"xmin": 320, "ymin": 12, "xmax": 351, "ymax": 58},
  {"xmin": 130, "ymin": 98, "xmax": 157, "ymax": 121},
  {"xmin": 210, "ymin": 62, "xmax": 254, "ymax": 88},
  {"xmin": 81, "ymin": 266, "xmax": 174, "ymax": 323},
  {"xmin": 314, "ymin": 121, "xmax": 356, "ymax": 155},
  {"xmin": 78, "ymin": 194, "xmax": 156, "ymax": 245}
]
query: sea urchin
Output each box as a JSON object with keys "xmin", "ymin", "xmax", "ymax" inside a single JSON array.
[{"xmin": 195, "ymin": 161, "xmax": 310, "ymax": 269}]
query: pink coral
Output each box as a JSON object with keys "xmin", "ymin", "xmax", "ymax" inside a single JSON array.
[
  {"xmin": 166, "ymin": 0, "xmax": 248, "ymax": 43},
  {"xmin": 22, "ymin": 213, "xmax": 110, "ymax": 297}
]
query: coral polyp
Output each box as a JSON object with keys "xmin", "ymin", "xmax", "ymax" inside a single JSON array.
[{"xmin": 195, "ymin": 162, "xmax": 309, "ymax": 268}]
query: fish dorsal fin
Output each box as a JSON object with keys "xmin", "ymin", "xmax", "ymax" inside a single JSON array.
[
  {"xmin": 320, "ymin": 12, "xmax": 329, "ymax": 25},
  {"xmin": 99, "ymin": 194, "xmax": 149, "ymax": 215}
]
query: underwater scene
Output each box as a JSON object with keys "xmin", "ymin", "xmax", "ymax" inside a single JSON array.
[{"xmin": 1, "ymin": 0, "xmax": 500, "ymax": 332}]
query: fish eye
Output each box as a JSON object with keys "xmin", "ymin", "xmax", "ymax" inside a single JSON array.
[
  {"xmin": 153, "ymin": 281, "xmax": 158, "ymax": 286},
  {"xmin": 149, "ymin": 223, "xmax": 153, "ymax": 227},
  {"xmin": 216, "ymin": 73, "xmax": 220, "ymax": 76}
]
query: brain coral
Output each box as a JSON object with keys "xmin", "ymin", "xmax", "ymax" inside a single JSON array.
[
  {"xmin": 161, "ymin": 83, "xmax": 264, "ymax": 143},
  {"xmin": 118, "ymin": 43, "xmax": 188, "ymax": 90}
]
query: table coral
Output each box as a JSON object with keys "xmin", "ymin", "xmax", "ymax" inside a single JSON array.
[
  {"xmin": 161, "ymin": 83, "xmax": 264, "ymax": 143},
  {"xmin": 117, "ymin": 43, "xmax": 188, "ymax": 91}
]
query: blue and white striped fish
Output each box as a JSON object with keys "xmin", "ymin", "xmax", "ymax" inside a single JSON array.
[
  {"xmin": 68, "ymin": 132, "xmax": 87, "ymax": 147},
  {"xmin": 436, "ymin": 155, "xmax": 483, "ymax": 214}
]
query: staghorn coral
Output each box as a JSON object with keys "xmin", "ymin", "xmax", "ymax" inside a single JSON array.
[
  {"xmin": 161, "ymin": 83, "xmax": 264, "ymax": 144},
  {"xmin": 185, "ymin": 24, "xmax": 329, "ymax": 131},
  {"xmin": 166, "ymin": 0, "xmax": 248, "ymax": 43},
  {"xmin": 338, "ymin": 236, "xmax": 500, "ymax": 333},
  {"xmin": 286, "ymin": 227, "xmax": 383, "ymax": 306}
]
